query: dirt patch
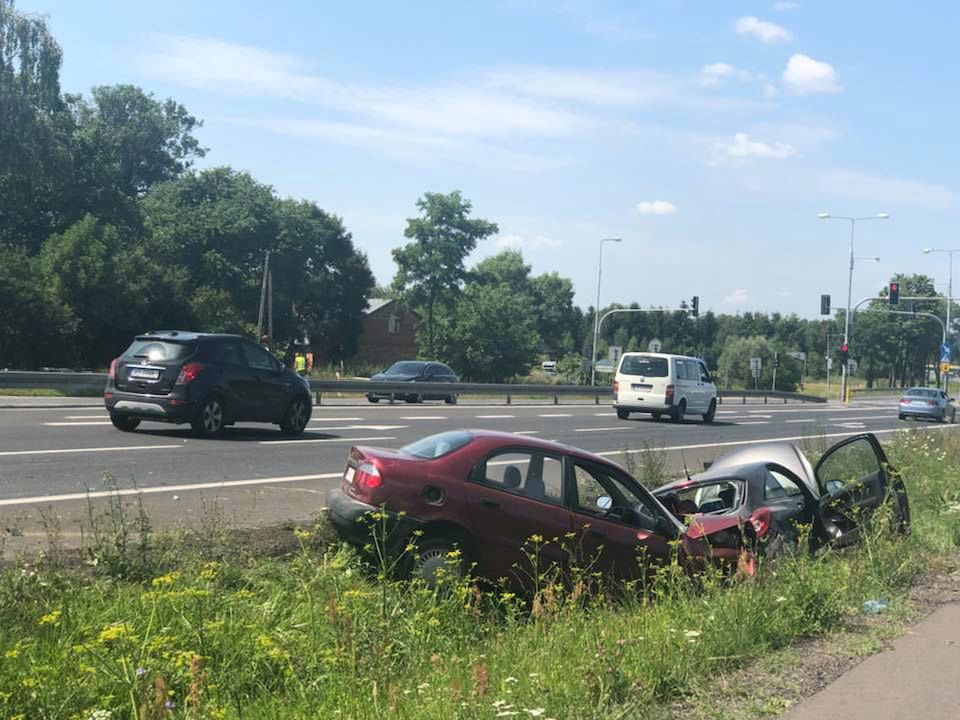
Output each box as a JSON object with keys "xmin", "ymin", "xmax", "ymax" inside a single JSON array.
[{"xmin": 670, "ymin": 558, "xmax": 960, "ymax": 719}]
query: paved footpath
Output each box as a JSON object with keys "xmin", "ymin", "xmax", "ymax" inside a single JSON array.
[{"xmin": 785, "ymin": 603, "xmax": 960, "ymax": 719}]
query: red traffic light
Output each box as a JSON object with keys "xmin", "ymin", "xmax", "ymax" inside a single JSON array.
[
  {"xmin": 890, "ymin": 283, "xmax": 898, "ymax": 291},
  {"xmin": 841, "ymin": 343, "xmax": 848, "ymax": 352}
]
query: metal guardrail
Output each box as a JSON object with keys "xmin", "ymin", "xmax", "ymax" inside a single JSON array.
[{"xmin": 0, "ymin": 370, "xmax": 827, "ymax": 405}]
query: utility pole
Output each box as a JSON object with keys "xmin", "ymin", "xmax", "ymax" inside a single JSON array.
[{"xmin": 256, "ymin": 250, "xmax": 272, "ymax": 344}]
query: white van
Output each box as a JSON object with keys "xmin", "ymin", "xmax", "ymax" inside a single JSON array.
[{"xmin": 613, "ymin": 352, "xmax": 717, "ymax": 423}]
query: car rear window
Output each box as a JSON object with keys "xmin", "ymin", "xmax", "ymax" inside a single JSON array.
[
  {"xmin": 122, "ymin": 339, "xmax": 195, "ymax": 363},
  {"xmin": 905, "ymin": 388, "xmax": 937, "ymax": 398},
  {"xmin": 387, "ymin": 361, "xmax": 426, "ymax": 375},
  {"xmin": 401, "ymin": 431, "xmax": 474, "ymax": 459},
  {"xmin": 619, "ymin": 355, "xmax": 668, "ymax": 377}
]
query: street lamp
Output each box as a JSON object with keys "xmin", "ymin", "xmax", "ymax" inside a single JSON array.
[
  {"xmin": 923, "ymin": 247, "xmax": 960, "ymax": 393},
  {"xmin": 818, "ymin": 212, "xmax": 889, "ymax": 402},
  {"xmin": 591, "ymin": 237, "xmax": 622, "ymax": 387}
]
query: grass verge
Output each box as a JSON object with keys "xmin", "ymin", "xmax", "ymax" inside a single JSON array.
[{"xmin": 1, "ymin": 431, "xmax": 959, "ymax": 719}]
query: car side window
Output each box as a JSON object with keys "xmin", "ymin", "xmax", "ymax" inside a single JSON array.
[
  {"xmin": 764, "ymin": 469, "xmax": 804, "ymax": 500},
  {"xmin": 220, "ymin": 342, "xmax": 246, "ymax": 367},
  {"xmin": 242, "ymin": 343, "xmax": 276, "ymax": 372},
  {"xmin": 699, "ymin": 362, "xmax": 713, "ymax": 384},
  {"xmin": 472, "ymin": 451, "xmax": 563, "ymax": 506},
  {"xmin": 675, "ymin": 360, "xmax": 687, "ymax": 381},
  {"xmin": 571, "ymin": 462, "xmax": 660, "ymax": 533},
  {"xmin": 816, "ymin": 437, "xmax": 883, "ymax": 492}
]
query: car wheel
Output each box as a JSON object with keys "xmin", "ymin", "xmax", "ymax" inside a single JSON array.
[
  {"xmin": 110, "ymin": 414, "xmax": 140, "ymax": 432},
  {"xmin": 672, "ymin": 400, "xmax": 686, "ymax": 423},
  {"xmin": 952, "ymin": 410, "xmax": 957, "ymax": 424},
  {"xmin": 368, "ymin": 397, "xmax": 380, "ymax": 403},
  {"xmin": 898, "ymin": 413, "xmax": 906, "ymax": 420},
  {"xmin": 279, "ymin": 397, "xmax": 310, "ymax": 435},
  {"xmin": 616, "ymin": 408, "xmax": 630, "ymax": 420},
  {"xmin": 191, "ymin": 395, "xmax": 225, "ymax": 437},
  {"xmin": 652, "ymin": 412, "xmax": 662, "ymax": 421},
  {"xmin": 412, "ymin": 536, "xmax": 471, "ymax": 587},
  {"xmin": 445, "ymin": 394, "xmax": 457, "ymax": 405},
  {"xmin": 405, "ymin": 394, "xmax": 423, "ymax": 404},
  {"xmin": 702, "ymin": 399, "xmax": 717, "ymax": 423}
]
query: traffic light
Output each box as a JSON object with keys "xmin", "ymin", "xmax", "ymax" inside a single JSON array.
[
  {"xmin": 691, "ymin": 296, "xmax": 699, "ymax": 317},
  {"xmin": 820, "ymin": 294, "xmax": 831, "ymax": 315},
  {"xmin": 840, "ymin": 342, "xmax": 849, "ymax": 366},
  {"xmin": 774, "ymin": 351, "xmax": 780, "ymax": 368},
  {"xmin": 889, "ymin": 282, "xmax": 900, "ymax": 305}
]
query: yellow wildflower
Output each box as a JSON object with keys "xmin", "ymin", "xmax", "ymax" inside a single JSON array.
[
  {"xmin": 38, "ymin": 609, "xmax": 61, "ymax": 626},
  {"xmin": 151, "ymin": 571, "xmax": 181, "ymax": 588},
  {"xmin": 98, "ymin": 622, "xmax": 136, "ymax": 644}
]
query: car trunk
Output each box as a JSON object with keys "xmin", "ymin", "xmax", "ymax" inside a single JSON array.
[
  {"xmin": 115, "ymin": 339, "xmax": 196, "ymax": 396},
  {"xmin": 617, "ymin": 354, "xmax": 671, "ymax": 405}
]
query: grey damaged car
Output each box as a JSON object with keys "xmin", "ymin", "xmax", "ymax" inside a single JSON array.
[{"xmin": 653, "ymin": 433, "xmax": 910, "ymax": 556}]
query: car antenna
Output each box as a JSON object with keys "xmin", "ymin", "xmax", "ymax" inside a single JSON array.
[{"xmin": 680, "ymin": 449, "xmax": 692, "ymax": 482}]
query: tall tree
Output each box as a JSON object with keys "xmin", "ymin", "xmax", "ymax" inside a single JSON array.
[{"xmin": 391, "ymin": 191, "xmax": 498, "ymax": 356}]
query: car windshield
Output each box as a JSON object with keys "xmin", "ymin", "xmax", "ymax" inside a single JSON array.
[
  {"xmin": 658, "ymin": 480, "xmax": 742, "ymax": 517},
  {"xmin": 619, "ymin": 356, "xmax": 668, "ymax": 377},
  {"xmin": 401, "ymin": 431, "xmax": 474, "ymax": 459},
  {"xmin": 386, "ymin": 361, "xmax": 426, "ymax": 375},
  {"xmin": 905, "ymin": 388, "xmax": 938, "ymax": 398},
  {"xmin": 122, "ymin": 340, "xmax": 195, "ymax": 364}
]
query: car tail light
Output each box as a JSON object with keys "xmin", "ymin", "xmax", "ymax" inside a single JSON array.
[
  {"xmin": 355, "ymin": 461, "xmax": 382, "ymax": 490},
  {"xmin": 613, "ymin": 380, "xmax": 619, "ymax": 393},
  {"xmin": 749, "ymin": 507, "xmax": 771, "ymax": 538},
  {"xmin": 926, "ymin": 400, "xmax": 937, "ymax": 406},
  {"xmin": 176, "ymin": 363, "xmax": 204, "ymax": 385},
  {"xmin": 108, "ymin": 358, "xmax": 118, "ymax": 379},
  {"xmin": 665, "ymin": 384, "xmax": 675, "ymax": 402},
  {"xmin": 899, "ymin": 398, "xmax": 909, "ymax": 404}
]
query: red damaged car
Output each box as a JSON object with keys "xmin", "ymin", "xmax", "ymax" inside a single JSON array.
[{"xmin": 325, "ymin": 430, "xmax": 753, "ymax": 586}]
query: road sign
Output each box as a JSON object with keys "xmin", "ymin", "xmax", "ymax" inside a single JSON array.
[
  {"xmin": 594, "ymin": 360, "xmax": 614, "ymax": 373},
  {"xmin": 941, "ymin": 361, "xmax": 951, "ymax": 374},
  {"xmin": 787, "ymin": 351, "xmax": 806, "ymax": 361},
  {"xmin": 941, "ymin": 344, "xmax": 952, "ymax": 363},
  {"xmin": 749, "ymin": 357, "xmax": 762, "ymax": 371},
  {"xmin": 608, "ymin": 346, "xmax": 622, "ymax": 363},
  {"xmin": 648, "ymin": 338, "xmax": 662, "ymax": 352},
  {"xmin": 827, "ymin": 357, "xmax": 833, "ymax": 370}
]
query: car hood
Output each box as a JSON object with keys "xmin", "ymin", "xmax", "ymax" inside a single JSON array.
[{"xmin": 370, "ymin": 373, "xmax": 419, "ymax": 382}]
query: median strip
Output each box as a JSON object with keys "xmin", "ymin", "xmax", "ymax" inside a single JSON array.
[
  {"xmin": 259, "ymin": 435, "xmax": 398, "ymax": 445},
  {"xmin": 0, "ymin": 444, "xmax": 183, "ymax": 457}
]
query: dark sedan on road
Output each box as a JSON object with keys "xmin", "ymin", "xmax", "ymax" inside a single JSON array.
[
  {"xmin": 898, "ymin": 387, "xmax": 956, "ymax": 423},
  {"xmin": 326, "ymin": 430, "xmax": 752, "ymax": 588},
  {"xmin": 366, "ymin": 361, "xmax": 459, "ymax": 404},
  {"xmin": 105, "ymin": 331, "xmax": 313, "ymax": 437},
  {"xmin": 653, "ymin": 433, "xmax": 910, "ymax": 556}
]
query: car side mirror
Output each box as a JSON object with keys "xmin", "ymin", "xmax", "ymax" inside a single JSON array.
[{"xmin": 825, "ymin": 479, "xmax": 845, "ymax": 494}]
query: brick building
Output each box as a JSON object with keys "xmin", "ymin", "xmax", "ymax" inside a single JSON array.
[{"xmin": 352, "ymin": 298, "xmax": 421, "ymax": 368}]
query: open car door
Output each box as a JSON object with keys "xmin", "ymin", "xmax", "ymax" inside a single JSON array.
[{"xmin": 813, "ymin": 433, "xmax": 910, "ymax": 548}]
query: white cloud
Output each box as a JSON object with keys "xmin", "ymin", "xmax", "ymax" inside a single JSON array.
[
  {"xmin": 483, "ymin": 66, "xmax": 673, "ymax": 107},
  {"xmin": 782, "ymin": 54, "xmax": 842, "ymax": 94},
  {"xmin": 635, "ymin": 200, "xmax": 678, "ymax": 215},
  {"xmin": 699, "ymin": 62, "xmax": 753, "ymax": 87},
  {"xmin": 496, "ymin": 233, "xmax": 563, "ymax": 249},
  {"xmin": 735, "ymin": 16, "xmax": 793, "ymax": 44},
  {"xmin": 772, "ymin": 2, "xmax": 799, "ymax": 10},
  {"xmin": 820, "ymin": 170, "xmax": 957, "ymax": 208},
  {"xmin": 724, "ymin": 289, "xmax": 750, "ymax": 305},
  {"xmin": 710, "ymin": 133, "xmax": 797, "ymax": 166}
]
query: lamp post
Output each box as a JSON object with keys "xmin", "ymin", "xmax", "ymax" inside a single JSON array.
[
  {"xmin": 590, "ymin": 237, "xmax": 622, "ymax": 387},
  {"xmin": 818, "ymin": 212, "xmax": 889, "ymax": 402},
  {"xmin": 923, "ymin": 247, "xmax": 959, "ymax": 393}
]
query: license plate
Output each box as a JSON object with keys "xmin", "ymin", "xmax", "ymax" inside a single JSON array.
[
  {"xmin": 129, "ymin": 368, "xmax": 160, "ymax": 380},
  {"xmin": 344, "ymin": 467, "xmax": 355, "ymax": 484}
]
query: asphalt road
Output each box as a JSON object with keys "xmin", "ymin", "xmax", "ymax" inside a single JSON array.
[{"xmin": 0, "ymin": 396, "xmax": 953, "ymax": 505}]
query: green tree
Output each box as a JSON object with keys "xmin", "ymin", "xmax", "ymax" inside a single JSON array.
[
  {"xmin": 391, "ymin": 191, "xmax": 498, "ymax": 356},
  {"xmin": 432, "ymin": 282, "xmax": 539, "ymax": 382},
  {"xmin": 532, "ymin": 272, "xmax": 582, "ymax": 355}
]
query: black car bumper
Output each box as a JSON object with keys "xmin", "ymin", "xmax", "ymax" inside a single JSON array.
[
  {"xmin": 104, "ymin": 390, "xmax": 196, "ymax": 423},
  {"xmin": 325, "ymin": 487, "xmax": 423, "ymax": 551}
]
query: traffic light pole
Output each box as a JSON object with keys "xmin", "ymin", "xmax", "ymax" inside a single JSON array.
[{"xmin": 842, "ymin": 221, "xmax": 855, "ymax": 403}]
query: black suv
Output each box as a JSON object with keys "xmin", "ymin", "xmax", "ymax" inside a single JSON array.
[{"xmin": 104, "ymin": 331, "xmax": 313, "ymax": 437}]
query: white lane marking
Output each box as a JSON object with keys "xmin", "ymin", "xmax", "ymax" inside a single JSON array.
[
  {"xmin": 399, "ymin": 416, "xmax": 447, "ymax": 420},
  {"xmin": 304, "ymin": 424, "xmax": 406, "ymax": 431},
  {"xmin": 45, "ymin": 421, "xmax": 113, "ymax": 426},
  {"xmin": 786, "ymin": 419, "xmax": 816, "ymax": 424},
  {"xmin": 308, "ymin": 417, "xmax": 364, "ymax": 422},
  {"xmin": 260, "ymin": 435, "xmax": 398, "ymax": 446},
  {"xmin": 0, "ymin": 473, "xmax": 344, "ymax": 508},
  {"xmin": 538, "ymin": 413, "xmax": 572, "ymax": 417},
  {"xmin": 827, "ymin": 415, "xmax": 897, "ymax": 421},
  {"xmin": 63, "ymin": 415, "xmax": 108, "ymax": 420},
  {"xmin": 514, "ymin": 430, "xmax": 541, "ymax": 435},
  {"xmin": 745, "ymin": 414, "xmax": 772, "ymax": 418},
  {"xmin": 737, "ymin": 421, "xmax": 770, "ymax": 425},
  {"xmin": 594, "ymin": 423, "xmax": 960, "ymax": 459},
  {"xmin": 0, "ymin": 444, "xmax": 182, "ymax": 457},
  {"xmin": 476, "ymin": 415, "xmax": 515, "ymax": 419},
  {"xmin": 594, "ymin": 412, "xmax": 611, "ymax": 416},
  {"xmin": 834, "ymin": 422, "xmax": 866, "ymax": 429},
  {"xmin": 575, "ymin": 426, "xmax": 635, "ymax": 433}
]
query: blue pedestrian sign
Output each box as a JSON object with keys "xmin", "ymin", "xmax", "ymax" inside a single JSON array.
[{"xmin": 941, "ymin": 344, "xmax": 952, "ymax": 363}]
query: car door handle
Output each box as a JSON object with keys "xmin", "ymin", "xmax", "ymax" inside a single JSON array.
[
  {"xmin": 588, "ymin": 528, "xmax": 607, "ymax": 538},
  {"xmin": 480, "ymin": 499, "xmax": 500, "ymax": 509}
]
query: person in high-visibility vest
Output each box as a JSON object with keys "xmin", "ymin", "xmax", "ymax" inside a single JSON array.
[{"xmin": 294, "ymin": 353, "xmax": 307, "ymax": 375}]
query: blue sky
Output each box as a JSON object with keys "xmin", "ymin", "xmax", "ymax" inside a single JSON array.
[{"xmin": 24, "ymin": 0, "xmax": 960, "ymax": 317}]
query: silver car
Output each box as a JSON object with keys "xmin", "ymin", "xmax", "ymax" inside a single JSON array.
[{"xmin": 898, "ymin": 387, "xmax": 957, "ymax": 423}]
